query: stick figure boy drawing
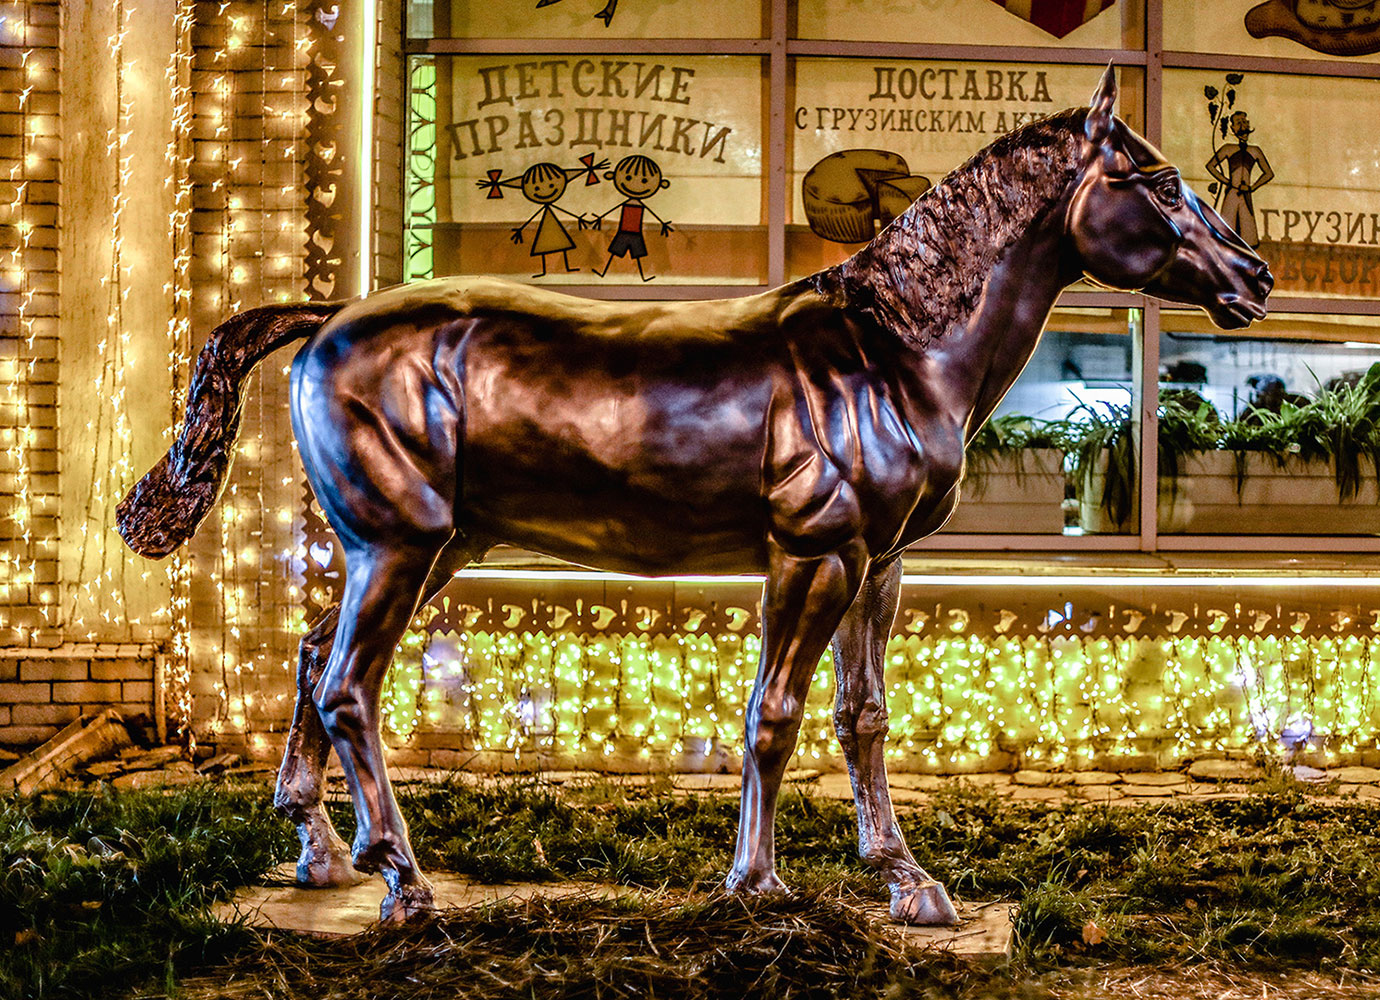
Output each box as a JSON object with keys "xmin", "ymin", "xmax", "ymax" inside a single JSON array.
[{"xmin": 591, "ymin": 155, "xmax": 674, "ymax": 281}]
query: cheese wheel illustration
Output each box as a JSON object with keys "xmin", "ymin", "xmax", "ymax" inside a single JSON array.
[
  {"xmin": 875, "ymin": 174, "xmax": 933, "ymax": 227},
  {"xmin": 802, "ymin": 150, "xmax": 931, "ymax": 243},
  {"xmin": 1297, "ymin": 0, "xmax": 1380, "ymax": 29},
  {"xmin": 1246, "ymin": 0, "xmax": 1380, "ymax": 56}
]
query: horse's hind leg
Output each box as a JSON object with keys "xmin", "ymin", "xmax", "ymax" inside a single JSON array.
[
  {"xmin": 274, "ymin": 537, "xmax": 485, "ymax": 888},
  {"xmin": 312, "ymin": 536, "xmax": 452, "ymax": 921},
  {"xmin": 830, "ymin": 559, "xmax": 958, "ymax": 926},
  {"xmin": 274, "ymin": 603, "xmax": 357, "ymax": 887}
]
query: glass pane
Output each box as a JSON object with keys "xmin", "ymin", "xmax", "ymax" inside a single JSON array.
[
  {"xmin": 942, "ymin": 309, "xmax": 1140, "ymax": 536},
  {"xmin": 1159, "ymin": 310, "xmax": 1380, "ymax": 535},
  {"xmin": 1162, "ymin": 68, "xmax": 1380, "ymax": 300},
  {"xmin": 788, "ymin": 59, "xmax": 1143, "ymax": 280},
  {"xmin": 410, "ymin": 0, "xmax": 766, "ymax": 39},
  {"xmin": 410, "ymin": 54, "xmax": 767, "ymax": 285},
  {"xmin": 1163, "ymin": 0, "xmax": 1380, "ymax": 64},
  {"xmin": 796, "ymin": 0, "xmax": 1143, "ymax": 48}
]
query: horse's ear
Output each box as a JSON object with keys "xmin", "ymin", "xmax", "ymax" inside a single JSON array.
[{"xmin": 1085, "ymin": 63, "xmax": 1116, "ymax": 145}]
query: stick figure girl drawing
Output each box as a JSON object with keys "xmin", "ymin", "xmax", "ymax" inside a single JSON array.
[{"xmin": 480, "ymin": 159, "xmax": 606, "ymax": 278}]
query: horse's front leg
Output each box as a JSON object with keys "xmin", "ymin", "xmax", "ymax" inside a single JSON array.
[
  {"xmin": 727, "ymin": 541, "xmax": 865, "ymax": 893},
  {"xmin": 831, "ymin": 559, "xmax": 958, "ymax": 925}
]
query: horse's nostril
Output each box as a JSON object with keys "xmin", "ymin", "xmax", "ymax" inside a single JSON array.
[{"xmin": 1256, "ymin": 263, "xmax": 1275, "ymax": 296}]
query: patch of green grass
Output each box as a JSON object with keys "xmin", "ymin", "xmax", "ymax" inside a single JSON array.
[{"xmin": 0, "ymin": 781, "xmax": 293, "ymax": 999}]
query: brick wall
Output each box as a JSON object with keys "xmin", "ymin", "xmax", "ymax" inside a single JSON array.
[
  {"xmin": 0, "ymin": 644, "xmax": 158, "ymax": 747},
  {"xmin": 0, "ymin": 0, "xmax": 61, "ymax": 647}
]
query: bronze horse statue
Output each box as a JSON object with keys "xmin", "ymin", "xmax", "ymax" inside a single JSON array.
[{"xmin": 118, "ymin": 69, "xmax": 1270, "ymax": 925}]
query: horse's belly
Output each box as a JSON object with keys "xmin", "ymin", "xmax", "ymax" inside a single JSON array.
[{"xmin": 459, "ymin": 369, "xmax": 774, "ymax": 574}]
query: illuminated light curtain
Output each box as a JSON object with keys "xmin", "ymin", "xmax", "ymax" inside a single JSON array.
[
  {"xmin": 378, "ymin": 627, "xmax": 1380, "ymax": 768},
  {"xmin": 0, "ymin": 0, "xmax": 59, "ymax": 645},
  {"xmin": 188, "ymin": 1, "xmax": 311, "ymax": 748}
]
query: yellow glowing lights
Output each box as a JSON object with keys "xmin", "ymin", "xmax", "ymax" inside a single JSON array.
[
  {"xmin": 0, "ymin": 0, "xmax": 55, "ymax": 647},
  {"xmin": 379, "ymin": 628, "xmax": 1380, "ymax": 766}
]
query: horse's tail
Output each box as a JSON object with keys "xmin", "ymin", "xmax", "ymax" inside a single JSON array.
[{"xmin": 116, "ymin": 301, "xmax": 347, "ymax": 559}]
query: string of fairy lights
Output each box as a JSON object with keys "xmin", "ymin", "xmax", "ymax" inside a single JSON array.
[
  {"xmin": 72, "ymin": 0, "xmax": 135, "ymax": 633},
  {"xmin": 0, "ymin": 0, "xmax": 53, "ymax": 642},
  {"xmin": 197, "ymin": 1, "xmax": 312, "ymax": 744},
  {"xmin": 376, "ymin": 628, "xmax": 1380, "ymax": 766},
  {"xmin": 163, "ymin": 0, "xmax": 196, "ymax": 735}
]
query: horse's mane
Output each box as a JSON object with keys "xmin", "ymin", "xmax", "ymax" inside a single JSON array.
[{"xmin": 818, "ymin": 108, "xmax": 1089, "ymax": 349}]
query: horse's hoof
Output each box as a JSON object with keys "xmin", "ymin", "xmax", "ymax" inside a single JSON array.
[
  {"xmin": 890, "ymin": 880, "xmax": 959, "ymax": 926},
  {"xmin": 296, "ymin": 843, "xmax": 362, "ymax": 888},
  {"xmin": 295, "ymin": 823, "xmax": 362, "ymax": 887},
  {"xmin": 378, "ymin": 881, "xmax": 435, "ymax": 923},
  {"xmin": 725, "ymin": 867, "xmax": 788, "ymax": 895}
]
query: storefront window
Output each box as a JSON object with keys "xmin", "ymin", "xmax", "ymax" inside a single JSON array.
[
  {"xmin": 943, "ymin": 309, "xmax": 1140, "ymax": 536},
  {"xmin": 1158, "ymin": 311, "xmax": 1380, "ymax": 535},
  {"xmin": 795, "ymin": 0, "xmax": 1142, "ymax": 50},
  {"xmin": 1163, "ymin": 0, "xmax": 1380, "ymax": 64},
  {"xmin": 788, "ymin": 58, "xmax": 1142, "ymax": 281},
  {"xmin": 408, "ymin": 54, "xmax": 768, "ymax": 285},
  {"xmin": 1162, "ymin": 69, "xmax": 1380, "ymax": 301},
  {"xmin": 400, "ymin": 0, "xmax": 1380, "ymax": 545}
]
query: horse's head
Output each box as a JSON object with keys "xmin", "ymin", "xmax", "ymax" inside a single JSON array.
[{"xmin": 1067, "ymin": 66, "xmax": 1273, "ymax": 329}]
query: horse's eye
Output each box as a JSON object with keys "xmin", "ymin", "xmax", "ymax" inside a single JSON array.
[{"xmin": 1155, "ymin": 175, "xmax": 1182, "ymax": 208}]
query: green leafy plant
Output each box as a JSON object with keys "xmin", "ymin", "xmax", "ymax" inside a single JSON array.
[
  {"xmin": 951, "ymin": 362, "xmax": 1380, "ymax": 528},
  {"xmin": 1157, "ymin": 392, "xmax": 1223, "ymax": 500},
  {"xmin": 963, "ymin": 412, "xmax": 1068, "ymax": 495},
  {"xmin": 1223, "ymin": 362, "xmax": 1380, "ymax": 502},
  {"xmin": 1063, "ymin": 402, "xmax": 1137, "ymax": 528}
]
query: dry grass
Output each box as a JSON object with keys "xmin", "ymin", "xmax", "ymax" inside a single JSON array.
[
  {"xmin": 1043, "ymin": 964, "xmax": 1380, "ymax": 1000},
  {"xmin": 167, "ymin": 891, "xmax": 977, "ymax": 1000}
]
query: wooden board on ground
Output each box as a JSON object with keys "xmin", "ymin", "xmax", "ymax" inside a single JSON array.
[
  {"xmin": 862, "ymin": 900, "xmax": 1016, "ymax": 965},
  {"xmin": 0, "ymin": 710, "xmax": 131, "ymax": 793}
]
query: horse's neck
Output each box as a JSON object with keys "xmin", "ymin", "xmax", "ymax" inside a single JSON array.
[
  {"xmin": 935, "ymin": 220, "xmax": 1071, "ymax": 435},
  {"xmin": 834, "ymin": 197, "xmax": 1073, "ymax": 439}
]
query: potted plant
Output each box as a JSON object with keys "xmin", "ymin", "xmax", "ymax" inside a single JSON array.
[
  {"xmin": 944, "ymin": 413, "xmax": 1067, "ymax": 534},
  {"xmin": 1067, "ymin": 403, "xmax": 1139, "ymax": 534},
  {"xmin": 1074, "ymin": 363, "xmax": 1380, "ymax": 535},
  {"xmin": 1171, "ymin": 363, "xmax": 1380, "ymax": 535}
]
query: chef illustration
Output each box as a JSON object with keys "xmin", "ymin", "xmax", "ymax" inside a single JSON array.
[{"xmin": 1204, "ymin": 111, "xmax": 1274, "ymax": 248}]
